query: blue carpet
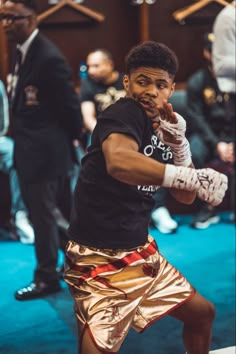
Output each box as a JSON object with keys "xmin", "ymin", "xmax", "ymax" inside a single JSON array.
[{"xmin": 0, "ymin": 212, "xmax": 235, "ymax": 354}]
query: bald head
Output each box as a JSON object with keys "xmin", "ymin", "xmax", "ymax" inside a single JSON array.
[
  {"xmin": 4, "ymin": 0, "xmax": 37, "ymax": 13},
  {"xmin": 86, "ymin": 49, "xmax": 115, "ymax": 84}
]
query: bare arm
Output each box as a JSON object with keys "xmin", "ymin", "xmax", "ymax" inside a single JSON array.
[
  {"xmin": 81, "ymin": 101, "xmax": 97, "ymax": 133},
  {"xmin": 102, "ymin": 133, "xmax": 196, "ymax": 204}
]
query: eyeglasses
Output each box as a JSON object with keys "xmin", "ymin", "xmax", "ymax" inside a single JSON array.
[{"xmin": 0, "ymin": 14, "xmax": 30, "ymax": 25}]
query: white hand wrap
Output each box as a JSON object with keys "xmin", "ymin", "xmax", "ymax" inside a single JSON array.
[
  {"xmin": 196, "ymin": 168, "xmax": 228, "ymax": 206},
  {"xmin": 171, "ymin": 138, "xmax": 192, "ymax": 167},
  {"xmin": 162, "ymin": 164, "xmax": 200, "ymax": 190},
  {"xmin": 162, "ymin": 165, "xmax": 228, "ymax": 206},
  {"xmin": 154, "ymin": 113, "xmax": 192, "ymax": 166},
  {"xmin": 155, "ymin": 112, "xmax": 186, "ymax": 143}
]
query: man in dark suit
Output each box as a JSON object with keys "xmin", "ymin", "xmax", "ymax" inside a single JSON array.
[{"xmin": 0, "ymin": 0, "xmax": 82, "ymax": 300}]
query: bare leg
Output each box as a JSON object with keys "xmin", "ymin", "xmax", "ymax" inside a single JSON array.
[
  {"xmin": 79, "ymin": 326, "xmax": 117, "ymax": 354},
  {"xmin": 169, "ymin": 291, "xmax": 215, "ymax": 354}
]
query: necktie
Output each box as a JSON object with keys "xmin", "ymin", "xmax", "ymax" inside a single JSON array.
[
  {"xmin": 9, "ymin": 48, "xmax": 22, "ymax": 102},
  {"xmin": 14, "ymin": 48, "xmax": 22, "ymax": 76}
]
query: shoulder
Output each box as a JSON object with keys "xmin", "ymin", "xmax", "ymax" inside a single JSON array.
[
  {"xmin": 103, "ymin": 97, "xmax": 144, "ymax": 118},
  {"xmin": 112, "ymin": 97, "xmax": 142, "ymax": 110},
  {"xmin": 214, "ymin": 5, "xmax": 235, "ymax": 31},
  {"xmin": 80, "ymin": 77, "xmax": 94, "ymax": 89},
  {"xmin": 79, "ymin": 78, "xmax": 97, "ymax": 99},
  {"xmin": 96, "ymin": 98, "xmax": 148, "ymax": 147},
  {"xmin": 216, "ymin": 3, "xmax": 235, "ymax": 21},
  {"xmin": 32, "ymin": 33, "xmax": 65, "ymax": 62}
]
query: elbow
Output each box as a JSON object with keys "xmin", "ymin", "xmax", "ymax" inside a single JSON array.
[
  {"xmin": 106, "ymin": 163, "xmax": 118, "ymax": 178},
  {"xmin": 105, "ymin": 155, "xmax": 128, "ymax": 182},
  {"xmin": 106, "ymin": 163, "xmax": 125, "ymax": 181}
]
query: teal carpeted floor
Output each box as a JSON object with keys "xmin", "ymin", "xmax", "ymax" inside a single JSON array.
[{"xmin": 0, "ymin": 212, "xmax": 235, "ymax": 354}]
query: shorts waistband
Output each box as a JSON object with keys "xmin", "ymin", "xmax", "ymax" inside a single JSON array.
[{"xmin": 74, "ymin": 235, "xmax": 154, "ymax": 255}]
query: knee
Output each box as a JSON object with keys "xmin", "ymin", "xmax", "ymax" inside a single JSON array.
[
  {"xmin": 186, "ymin": 296, "xmax": 216, "ymax": 328},
  {"xmin": 198, "ymin": 300, "xmax": 215, "ymax": 327},
  {"xmin": 205, "ymin": 301, "xmax": 215, "ymax": 323}
]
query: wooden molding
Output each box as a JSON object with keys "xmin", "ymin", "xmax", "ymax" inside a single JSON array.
[
  {"xmin": 37, "ymin": 0, "xmax": 105, "ymax": 23},
  {"xmin": 0, "ymin": 25, "xmax": 8, "ymax": 83},
  {"xmin": 173, "ymin": 0, "xmax": 235, "ymax": 23}
]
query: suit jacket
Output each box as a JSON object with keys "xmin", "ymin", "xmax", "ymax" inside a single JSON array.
[
  {"xmin": 11, "ymin": 32, "xmax": 81, "ymax": 183},
  {"xmin": 0, "ymin": 80, "xmax": 9, "ymax": 136}
]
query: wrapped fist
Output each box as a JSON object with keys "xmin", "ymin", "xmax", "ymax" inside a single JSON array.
[
  {"xmin": 152, "ymin": 101, "xmax": 192, "ymax": 166},
  {"xmin": 162, "ymin": 165, "xmax": 228, "ymax": 207}
]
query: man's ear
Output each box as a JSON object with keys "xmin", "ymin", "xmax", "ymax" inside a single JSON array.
[
  {"xmin": 123, "ymin": 75, "xmax": 129, "ymax": 91},
  {"xmin": 169, "ymin": 82, "xmax": 175, "ymax": 99}
]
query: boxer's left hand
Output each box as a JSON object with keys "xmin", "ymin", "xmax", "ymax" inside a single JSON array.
[{"xmin": 152, "ymin": 100, "xmax": 186, "ymax": 147}]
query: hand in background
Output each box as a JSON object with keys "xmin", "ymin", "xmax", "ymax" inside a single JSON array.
[{"xmin": 216, "ymin": 142, "xmax": 235, "ymax": 163}]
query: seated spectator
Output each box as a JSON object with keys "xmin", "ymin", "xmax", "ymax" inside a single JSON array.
[
  {"xmin": 79, "ymin": 48, "xmax": 126, "ymax": 147},
  {"xmin": 186, "ymin": 32, "xmax": 234, "ymax": 229},
  {"xmin": 0, "ymin": 81, "xmax": 34, "ymax": 244},
  {"xmin": 212, "ymin": 2, "xmax": 235, "ymax": 219}
]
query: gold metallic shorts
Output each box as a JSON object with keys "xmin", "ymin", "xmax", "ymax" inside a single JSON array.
[{"xmin": 64, "ymin": 235, "xmax": 195, "ymax": 353}]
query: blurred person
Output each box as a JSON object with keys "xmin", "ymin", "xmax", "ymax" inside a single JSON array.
[
  {"xmin": 0, "ymin": 136, "xmax": 34, "ymax": 243},
  {"xmin": 73, "ymin": 49, "xmax": 126, "ymax": 189},
  {"xmin": 64, "ymin": 41, "xmax": 228, "ymax": 354},
  {"xmin": 0, "ymin": 0, "xmax": 82, "ymax": 300},
  {"xmin": 186, "ymin": 32, "xmax": 234, "ymax": 229},
  {"xmin": 212, "ymin": 1, "xmax": 236, "ymax": 218},
  {"xmin": 1, "ymin": 79, "xmax": 33, "ymax": 244},
  {"xmin": 213, "ymin": 1, "xmax": 235, "ymax": 128},
  {"xmin": 0, "ymin": 79, "xmax": 9, "ymax": 136},
  {"xmin": 80, "ymin": 48, "xmax": 126, "ymax": 146}
]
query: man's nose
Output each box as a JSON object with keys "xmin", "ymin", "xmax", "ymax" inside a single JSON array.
[
  {"xmin": 88, "ymin": 68, "xmax": 95, "ymax": 75},
  {"xmin": 146, "ymin": 85, "xmax": 158, "ymax": 97}
]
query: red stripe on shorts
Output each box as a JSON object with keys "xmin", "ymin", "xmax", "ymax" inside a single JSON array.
[{"xmin": 67, "ymin": 239, "xmax": 157, "ymax": 282}]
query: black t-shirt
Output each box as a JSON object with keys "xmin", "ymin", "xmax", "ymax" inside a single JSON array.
[
  {"xmin": 68, "ymin": 98, "xmax": 173, "ymax": 249},
  {"xmin": 79, "ymin": 74, "xmax": 126, "ymax": 115}
]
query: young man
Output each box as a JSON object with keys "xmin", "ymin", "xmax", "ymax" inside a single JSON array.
[
  {"xmin": 80, "ymin": 48, "xmax": 125, "ymax": 145},
  {"xmin": 64, "ymin": 41, "xmax": 228, "ymax": 354},
  {"xmin": 74, "ymin": 49, "xmax": 126, "ymax": 185}
]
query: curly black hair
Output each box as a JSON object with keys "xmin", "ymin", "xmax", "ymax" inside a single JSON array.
[
  {"xmin": 125, "ymin": 41, "xmax": 179, "ymax": 78},
  {"xmin": 5, "ymin": 0, "xmax": 37, "ymax": 13}
]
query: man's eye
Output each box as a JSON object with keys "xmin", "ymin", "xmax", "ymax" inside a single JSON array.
[
  {"xmin": 157, "ymin": 84, "xmax": 166, "ymax": 89},
  {"xmin": 137, "ymin": 80, "xmax": 146, "ymax": 86}
]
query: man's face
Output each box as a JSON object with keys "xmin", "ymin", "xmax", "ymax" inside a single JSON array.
[
  {"xmin": 123, "ymin": 67, "xmax": 175, "ymax": 121},
  {"xmin": 0, "ymin": 1, "xmax": 34, "ymax": 44},
  {"xmin": 87, "ymin": 52, "xmax": 114, "ymax": 83}
]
